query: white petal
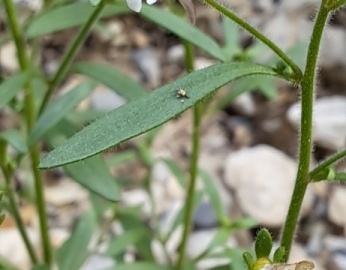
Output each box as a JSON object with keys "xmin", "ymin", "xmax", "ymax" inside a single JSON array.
[
  {"xmin": 126, "ymin": 0, "xmax": 142, "ymax": 12},
  {"xmin": 146, "ymin": 0, "xmax": 157, "ymax": 5}
]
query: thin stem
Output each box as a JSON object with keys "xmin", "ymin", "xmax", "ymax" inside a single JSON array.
[
  {"xmin": 280, "ymin": 4, "xmax": 330, "ymax": 261},
  {"xmin": 2, "ymin": 165, "xmax": 39, "ymax": 264},
  {"xmin": 176, "ymin": 42, "xmax": 201, "ymax": 270},
  {"xmin": 38, "ymin": 0, "xmax": 107, "ymax": 115},
  {"xmin": 3, "ymin": 0, "xmax": 53, "ymax": 265},
  {"xmin": 202, "ymin": 0, "xmax": 303, "ymax": 81},
  {"xmin": 309, "ymin": 149, "xmax": 346, "ymax": 179},
  {"xmin": 335, "ymin": 172, "xmax": 346, "ymax": 180}
]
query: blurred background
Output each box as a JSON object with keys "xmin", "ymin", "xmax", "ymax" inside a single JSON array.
[{"xmin": 0, "ymin": 0, "xmax": 345, "ymax": 269}]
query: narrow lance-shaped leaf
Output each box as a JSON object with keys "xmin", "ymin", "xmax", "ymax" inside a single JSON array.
[
  {"xmin": 71, "ymin": 62, "xmax": 146, "ymax": 101},
  {"xmin": 0, "ymin": 70, "xmax": 38, "ymax": 109},
  {"xmin": 199, "ymin": 169, "xmax": 225, "ymax": 220},
  {"xmin": 0, "ymin": 130, "xmax": 27, "ymax": 154},
  {"xmin": 46, "ymin": 120, "xmax": 120, "ymax": 201},
  {"xmin": 25, "ymin": 2, "xmax": 129, "ymax": 38},
  {"xmin": 65, "ymin": 155, "xmax": 120, "ymax": 202},
  {"xmin": 56, "ymin": 211, "xmax": 96, "ymax": 270},
  {"xmin": 140, "ymin": 5, "xmax": 226, "ymax": 61},
  {"xmin": 39, "ymin": 62, "xmax": 279, "ymax": 169},
  {"xmin": 29, "ymin": 81, "xmax": 95, "ymax": 146}
]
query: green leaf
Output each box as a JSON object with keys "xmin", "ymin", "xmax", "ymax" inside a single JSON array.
[
  {"xmin": 225, "ymin": 248, "xmax": 245, "ymax": 270},
  {"xmin": 243, "ymin": 252, "xmax": 254, "ymax": 269},
  {"xmin": 205, "ymin": 227, "xmax": 230, "ymax": 254},
  {"xmin": 66, "ymin": 109, "xmax": 106, "ymax": 126},
  {"xmin": 140, "ymin": 5, "xmax": 226, "ymax": 61},
  {"xmin": 161, "ymin": 159, "xmax": 186, "ymax": 188},
  {"xmin": 199, "ymin": 169, "xmax": 224, "ymax": 220},
  {"xmin": 89, "ymin": 0, "xmax": 101, "ymax": 6},
  {"xmin": 26, "ymin": 2, "xmax": 129, "ymax": 38},
  {"xmin": 29, "ymin": 81, "xmax": 95, "ymax": 146},
  {"xmin": 104, "ymin": 262, "xmax": 170, "ymax": 270},
  {"xmin": 221, "ymin": 17, "xmax": 242, "ymax": 59},
  {"xmin": 46, "ymin": 120, "xmax": 120, "ymax": 201},
  {"xmin": 39, "ymin": 62, "xmax": 279, "ymax": 169},
  {"xmin": 65, "ymin": 155, "xmax": 120, "ymax": 201},
  {"xmin": 0, "ymin": 130, "xmax": 27, "ymax": 153},
  {"xmin": 0, "ymin": 70, "xmax": 37, "ymax": 109},
  {"xmin": 255, "ymin": 228, "xmax": 273, "ymax": 259},
  {"xmin": 105, "ymin": 150, "xmax": 137, "ymax": 167},
  {"xmin": 0, "ymin": 214, "xmax": 5, "ymax": 225},
  {"xmin": 216, "ymin": 75, "xmax": 276, "ymax": 110},
  {"xmin": 163, "ymin": 190, "xmax": 204, "ymax": 242},
  {"xmin": 107, "ymin": 228, "xmax": 148, "ymax": 257},
  {"xmin": 118, "ymin": 210, "xmax": 153, "ymax": 260},
  {"xmin": 230, "ymin": 217, "xmax": 258, "ymax": 230},
  {"xmin": 56, "ymin": 211, "xmax": 96, "ymax": 270},
  {"xmin": 273, "ymin": 246, "xmax": 285, "ymax": 263},
  {"xmin": 71, "ymin": 62, "xmax": 146, "ymax": 101}
]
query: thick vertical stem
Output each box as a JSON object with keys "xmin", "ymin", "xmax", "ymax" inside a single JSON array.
[
  {"xmin": 3, "ymin": 0, "xmax": 52, "ymax": 265},
  {"xmin": 280, "ymin": 3, "xmax": 329, "ymax": 261}
]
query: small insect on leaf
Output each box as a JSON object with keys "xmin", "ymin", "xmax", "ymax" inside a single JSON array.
[
  {"xmin": 176, "ymin": 88, "xmax": 189, "ymax": 102},
  {"xmin": 261, "ymin": 260, "xmax": 315, "ymax": 270}
]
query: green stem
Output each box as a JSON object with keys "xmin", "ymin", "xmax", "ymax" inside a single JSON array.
[
  {"xmin": 326, "ymin": 0, "xmax": 346, "ymax": 10},
  {"xmin": 202, "ymin": 0, "xmax": 302, "ymax": 81},
  {"xmin": 309, "ymin": 149, "xmax": 346, "ymax": 179},
  {"xmin": 280, "ymin": 3, "xmax": 330, "ymax": 261},
  {"xmin": 2, "ymin": 165, "xmax": 39, "ymax": 264},
  {"xmin": 334, "ymin": 172, "xmax": 346, "ymax": 180},
  {"xmin": 3, "ymin": 0, "xmax": 53, "ymax": 265},
  {"xmin": 176, "ymin": 42, "xmax": 201, "ymax": 270},
  {"xmin": 38, "ymin": 0, "xmax": 107, "ymax": 115}
]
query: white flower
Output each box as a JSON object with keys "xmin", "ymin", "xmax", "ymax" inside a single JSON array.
[{"xmin": 126, "ymin": 0, "xmax": 157, "ymax": 12}]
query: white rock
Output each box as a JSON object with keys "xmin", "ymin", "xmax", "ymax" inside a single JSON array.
[
  {"xmin": 251, "ymin": 0, "xmax": 275, "ymax": 16},
  {"xmin": 96, "ymin": 21, "xmax": 124, "ymax": 43},
  {"xmin": 278, "ymin": 0, "xmax": 318, "ymax": 12},
  {"xmin": 80, "ymin": 254, "xmax": 115, "ymax": 270},
  {"xmin": 90, "ymin": 85, "xmax": 126, "ymax": 111},
  {"xmin": 132, "ymin": 48, "xmax": 161, "ymax": 88},
  {"xmin": 167, "ymin": 45, "xmax": 185, "ymax": 63},
  {"xmin": 0, "ymin": 42, "xmax": 19, "ymax": 72},
  {"xmin": 194, "ymin": 57, "xmax": 215, "ymax": 70},
  {"xmin": 49, "ymin": 228, "xmax": 70, "ymax": 249},
  {"xmin": 187, "ymin": 229, "xmax": 237, "ymax": 270},
  {"xmin": 231, "ymin": 92, "xmax": 256, "ymax": 116},
  {"xmin": 14, "ymin": 0, "xmax": 43, "ymax": 11},
  {"xmin": 324, "ymin": 236, "xmax": 346, "ymax": 270},
  {"xmin": 45, "ymin": 179, "xmax": 89, "ymax": 207},
  {"xmin": 121, "ymin": 189, "xmax": 152, "ymax": 218},
  {"xmin": 151, "ymin": 239, "xmax": 168, "ymax": 265},
  {"xmin": 151, "ymin": 161, "xmax": 185, "ymax": 215},
  {"xmin": 287, "ymin": 96, "xmax": 346, "ymax": 150},
  {"xmin": 259, "ymin": 14, "xmax": 312, "ymax": 63},
  {"xmin": 159, "ymin": 200, "xmax": 184, "ymax": 237},
  {"xmin": 150, "ymin": 201, "xmax": 185, "ymax": 263},
  {"xmin": 321, "ymin": 27, "xmax": 346, "ymax": 67},
  {"xmin": 328, "ymin": 186, "xmax": 346, "ymax": 228},
  {"xmin": 224, "ymin": 145, "xmax": 313, "ymax": 226},
  {"xmin": 0, "ymin": 228, "xmax": 39, "ymax": 270}
]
